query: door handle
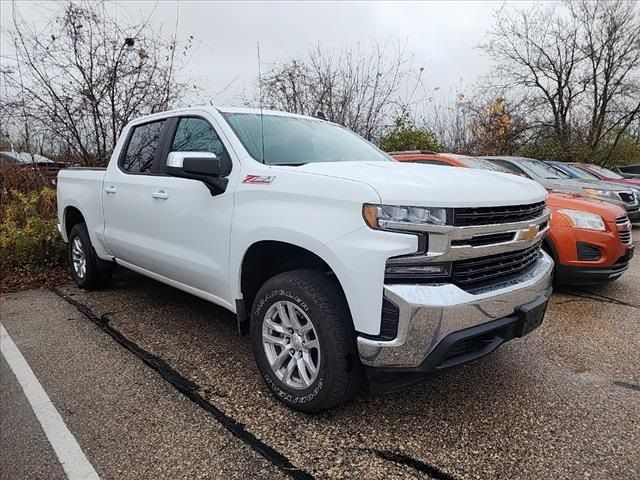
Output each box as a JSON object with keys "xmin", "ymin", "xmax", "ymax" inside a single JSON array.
[
  {"xmin": 104, "ymin": 186, "xmax": 117, "ymax": 194},
  {"xmin": 151, "ymin": 190, "xmax": 169, "ymax": 200}
]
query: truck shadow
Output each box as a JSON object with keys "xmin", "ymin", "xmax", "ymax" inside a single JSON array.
[{"xmin": 69, "ymin": 268, "xmax": 547, "ymax": 418}]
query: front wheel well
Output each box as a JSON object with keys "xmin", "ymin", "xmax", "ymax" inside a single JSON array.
[{"xmin": 239, "ymin": 241, "xmax": 348, "ymax": 332}]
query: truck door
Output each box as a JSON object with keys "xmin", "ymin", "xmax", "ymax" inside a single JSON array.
[
  {"xmin": 102, "ymin": 118, "xmax": 173, "ymax": 274},
  {"xmin": 127, "ymin": 114, "xmax": 236, "ymax": 304}
]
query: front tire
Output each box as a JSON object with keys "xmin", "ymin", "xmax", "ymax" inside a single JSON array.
[
  {"xmin": 250, "ymin": 270, "xmax": 362, "ymax": 413},
  {"xmin": 68, "ymin": 223, "xmax": 113, "ymax": 290}
]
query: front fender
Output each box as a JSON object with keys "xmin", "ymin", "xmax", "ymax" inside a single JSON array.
[
  {"xmin": 315, "ymin": 228, "xmax": 417, "ymax": 335},
  {"xmin": 230, "ymin": 226, "xmax": 417, "ymax": 337}
]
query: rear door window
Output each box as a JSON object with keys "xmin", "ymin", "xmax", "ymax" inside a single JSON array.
[{"xmin": 121, "ymin": 120, "xmax": 166, "ymax": 174}]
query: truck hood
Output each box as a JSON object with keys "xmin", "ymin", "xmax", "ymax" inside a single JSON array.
[{"xmin": 292, "ymin": 161, "xmax": 547, "ymax": 207}]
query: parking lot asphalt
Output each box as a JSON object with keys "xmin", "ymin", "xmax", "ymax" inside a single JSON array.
[{"xmin": 1, "ymin": 230, "xmax": 639, "ymax": 480}]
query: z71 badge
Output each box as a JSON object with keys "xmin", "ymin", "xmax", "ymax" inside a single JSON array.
[{"xmin": 242, "ymin": 175, "xmax": 275, "ymax": 185}]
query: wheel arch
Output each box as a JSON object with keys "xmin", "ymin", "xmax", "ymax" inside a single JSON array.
[
  {"xmin": 236, "ymin": 240, "xmax": 352, "ymax": 335},
  {"xmin": 63, "ymin": 206, "xmax": 86, "ymax": 240}
]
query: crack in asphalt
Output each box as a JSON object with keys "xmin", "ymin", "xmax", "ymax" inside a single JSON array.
[
  {"xmin": 612, "ymin": 381, "xmax": 640, "ymax": 392},
  {"xmin": 557, "ymin": 289, "xmax": 639, "ymax": 309},
  {"xmin": 354, "ymin": 448, "xmax": 457, "ymax": 480},
  {"xmin": 50, "ymin": 287, "xmax": 314, "ymax": 480}
]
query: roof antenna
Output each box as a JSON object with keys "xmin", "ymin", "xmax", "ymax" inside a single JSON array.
[{"xmin": 257, "ymin": 41, "xmax": 265, "ymax": 164}]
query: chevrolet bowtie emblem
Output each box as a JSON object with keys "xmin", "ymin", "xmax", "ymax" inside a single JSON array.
[{"xmin": 519, "ymin": 225, "xmax": 539, "ymax": 242}]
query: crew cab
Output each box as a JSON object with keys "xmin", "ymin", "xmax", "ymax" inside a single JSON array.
[
  {"xmin": 394, "ymin": 152, "xmax": 634, "ymax": 285},
  {"xmin": 57, "ymin": 108, "xmax": 553, "ymax": 412}
]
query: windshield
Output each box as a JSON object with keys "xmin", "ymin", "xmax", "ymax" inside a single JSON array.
[
  {"xmin": 559, "ymin": 164, "xmax": 599, "ymax": 180},
  {"xmin": 459, "ymin": 157, "xmax": 510, "ymax": 172},
  {"xmin": 521, "ymin": 159, "xmax": 570, "ymax": 179},
  {"xmin": 586, "ymin": 164, "xmax": 624, "ymax": 179},
  {"xmin": 222, "ymin": 112, "xmax": 391, "ymax": 165}
]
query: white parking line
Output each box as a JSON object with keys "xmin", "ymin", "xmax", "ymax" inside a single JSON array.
[{"xmin": 0, "ymin": 323, "xmax": 100, "ymax": 480}]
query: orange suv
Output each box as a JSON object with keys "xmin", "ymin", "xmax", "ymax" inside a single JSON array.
[{"xmin": 392, "ymin": 152, "xmax": 634, "ymax": 284}]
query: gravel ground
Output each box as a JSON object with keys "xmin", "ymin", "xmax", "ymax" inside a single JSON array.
[{"xmin": 2, "ymin": 230, "xmax": 638, "ymax": 479}]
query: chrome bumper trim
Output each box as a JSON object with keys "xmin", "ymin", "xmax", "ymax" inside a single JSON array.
[
  {"xmin": 357, "ymin": 251, "xmax": 554, "ymax": 368},
  {"xmin": 382, "ymin": 210, "xmax": 550, "ymax": 237},
  {"xmin": 387, "ymin": 211, "xmax": 550, "ymax": 262}
]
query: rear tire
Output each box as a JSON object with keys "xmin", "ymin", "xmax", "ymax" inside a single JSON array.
[
  {"xmin": 250, "ymin": 269, "xmax": 363, "ymax": 413},
  {"xmin": 68, "ymin": 223, "xmax": 113, "ymax": 290}
]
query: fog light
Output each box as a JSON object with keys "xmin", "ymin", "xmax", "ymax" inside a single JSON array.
[{"xmin": 384, "ymin": 262, "xmax": 451, "ymax": 282}]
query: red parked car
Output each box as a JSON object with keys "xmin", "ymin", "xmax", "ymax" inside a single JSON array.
[{"xmin": 570, "ymin": 163, "xmax": 640, "ymax": 188}]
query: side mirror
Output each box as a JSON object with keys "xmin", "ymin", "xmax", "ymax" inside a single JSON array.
[{"xmin": 166, "ymin": 151, "xmax": 232, "ymax": 195}]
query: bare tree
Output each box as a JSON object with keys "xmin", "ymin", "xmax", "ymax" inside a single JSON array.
[
  {"xmin": 1, "ymin": 1, "xmax": 193, "ymax": 165},
  {"xmin": 480, "ymin": 1, "xmax": 640, "ymax": 162},
  {"xmin": 254, "ymin": 42, "xmax": 414, "ymax": 141},
  {"xmin": 481, "ymin": 3, "xmax": 586, "ymax": 158},
  {"xmin": 570, "ymin": 0, "xmax": 640, "ymax": 159},
  {"xmin": 422, "ymin": 84, "xmax": 473, "ymax": 153}
]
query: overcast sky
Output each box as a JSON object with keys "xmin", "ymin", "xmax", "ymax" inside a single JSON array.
[{"xmin": 0, "ymin": 1, "xmax": 537, "ymax": 106}]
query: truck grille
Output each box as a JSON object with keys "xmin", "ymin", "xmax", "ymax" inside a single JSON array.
[
  {"xmin": 452, "ymin": 202, "xmax": 545, "ymax": 226},
  {"xmin": 451, "ymin": 244, "xmax": 542, "ymax": 290},
  {"xmin": 451, "ymin": 232, "xmax": 515, "ymax": 247}
]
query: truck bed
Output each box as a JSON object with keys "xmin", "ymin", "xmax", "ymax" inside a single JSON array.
[{"xmin": 57, "ymin": 168, "xmax": 106, "ymax": 256}]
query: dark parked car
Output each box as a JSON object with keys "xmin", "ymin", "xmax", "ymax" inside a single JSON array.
[
  {"xmin": 614, "ymin": 164, "xmax": 640, "ymax": 178},
  {"xmin": 569, "ymin": 162, "xmax": 640, "ymax": 188}
]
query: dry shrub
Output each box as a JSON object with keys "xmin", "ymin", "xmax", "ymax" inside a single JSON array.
[{"xmin": 1, "ymin": 165, "xmax": 65, "ymax": 272}]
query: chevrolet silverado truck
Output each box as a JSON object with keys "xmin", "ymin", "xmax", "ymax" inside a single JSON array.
[{"xmin": 57, "ymin": 107, "xmax": 553, "ymax": 412}]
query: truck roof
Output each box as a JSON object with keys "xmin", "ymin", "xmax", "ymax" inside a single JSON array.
[{"xmin": 128, "ymin": 106, "xmax": 321, "ymax": 125}]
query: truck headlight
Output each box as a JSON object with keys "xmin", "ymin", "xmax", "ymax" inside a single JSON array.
[
  {"xmin": 557, "ymin": 208, "xmax": 605, "ymax": 231},
  {"xmin": 583, "ymin": 188, "xmax": 621, "ymax": 202},
  {"xmin": 363, "ymin": 204, "xmax": 448, "ymax": 230}
]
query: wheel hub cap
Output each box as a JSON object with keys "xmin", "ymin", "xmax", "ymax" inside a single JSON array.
[
  {"xmin": 71, "ymin": 237, "xmax": 87, "ymax": 279},
  {"xmin": 290, "ymin": 333, "xmax": 303, "ymax": 350},
  {"xmin": 262, "ymin": 300, "xmax": 321, "ymax": 390}
]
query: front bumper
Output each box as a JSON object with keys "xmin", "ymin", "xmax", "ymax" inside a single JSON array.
[
  {"xmin": 555, "ymin": 245, "xmax": 634, "ymax": 285},
  {"xmin": 357, "ymin": 251, "xmax": 554, "ymax": 369}
]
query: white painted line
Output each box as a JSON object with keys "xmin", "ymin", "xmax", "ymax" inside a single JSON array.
[{"xmin": 0, "ymin": 323, "xmax": 100, "ymax": 480}]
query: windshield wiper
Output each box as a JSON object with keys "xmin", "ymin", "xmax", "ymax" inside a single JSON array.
[{"xmin": 269, "ymin": 163, "xmax": 307, "ymax": 167}]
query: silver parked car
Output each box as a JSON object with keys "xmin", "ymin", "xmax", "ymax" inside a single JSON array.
[{"xmin": 483, "ymin": 156, "xmax": 640, "ymax": 222}]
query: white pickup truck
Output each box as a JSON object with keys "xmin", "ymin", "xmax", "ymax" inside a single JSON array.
[{"xmin": 57, "ymin": 107, "xmax": 553, "ymax": 412}]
